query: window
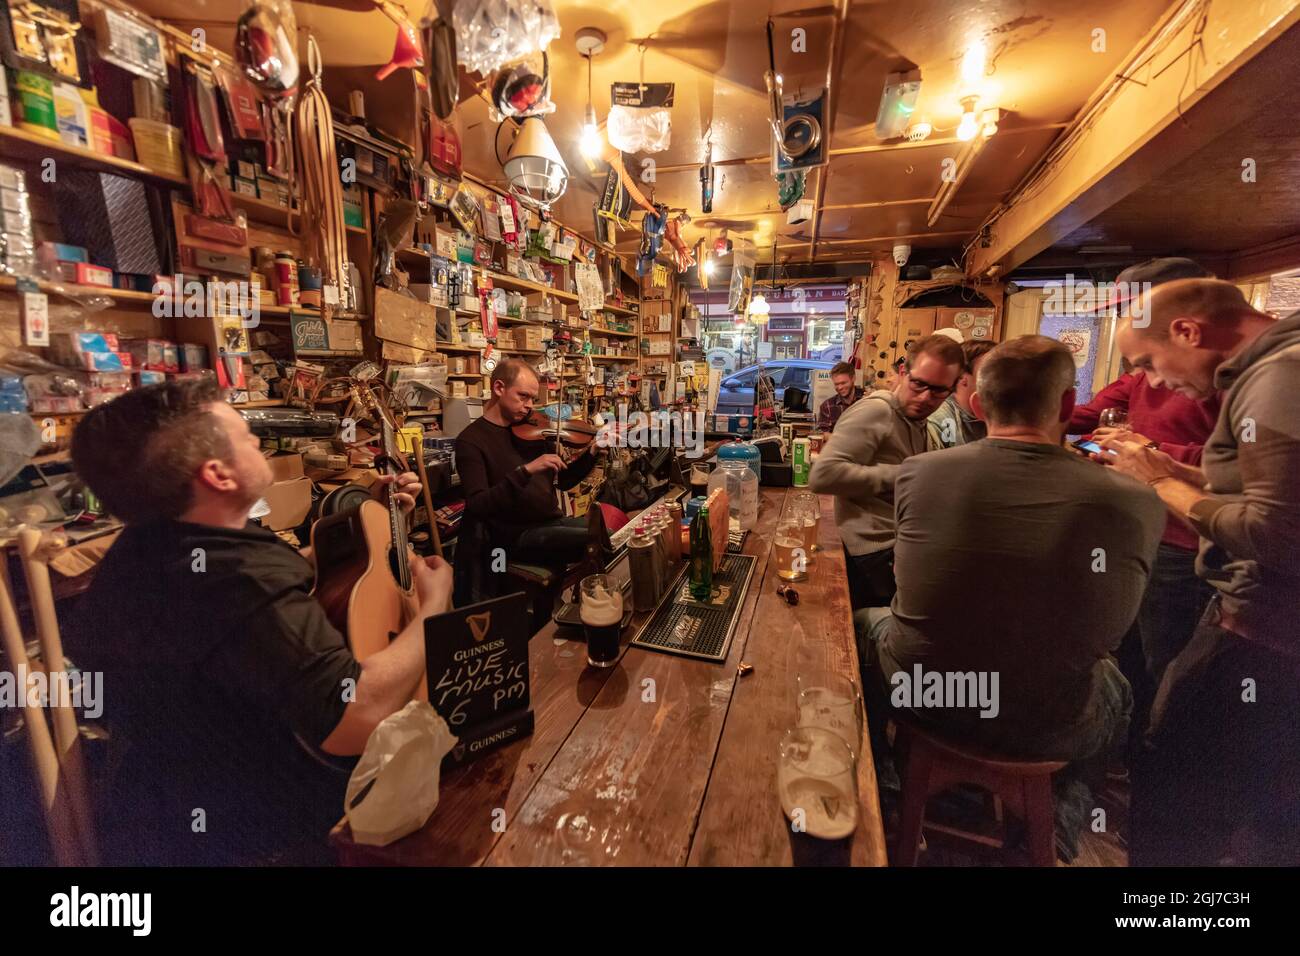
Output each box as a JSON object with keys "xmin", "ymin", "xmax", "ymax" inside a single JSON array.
[{"xmin": 779, "ymin": 366, "xmax": 811, "ymax": 391}]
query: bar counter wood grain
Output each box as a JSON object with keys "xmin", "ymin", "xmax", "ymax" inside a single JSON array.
[{"xmin": 331, "ymin": 488, "xmax": 887, "ymax": 866}]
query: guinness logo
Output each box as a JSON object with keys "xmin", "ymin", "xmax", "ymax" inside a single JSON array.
[{"xmin": 468, "ymin": 611, "xmax": 492, "ymax": 643}]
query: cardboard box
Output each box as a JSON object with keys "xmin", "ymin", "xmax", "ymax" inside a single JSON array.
[
  {"xmin": 326, "ymin": 320, "xmax": 363, "ymax": 353},
  {"xmin": 260, "ymin": 453, "xmax": 312, "ymax": 531},
  {"xmin": 517, "ymin": 327, "xmax": 545, "ymax": 351},
  {"xmin": 122, "ymin": 338, "xmax": 180, "ymax": 372}
]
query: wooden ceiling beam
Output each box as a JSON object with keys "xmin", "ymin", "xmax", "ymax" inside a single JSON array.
[{"xmin": 967, "ymin": 0, "xmax": 1300, "ymax": 279}]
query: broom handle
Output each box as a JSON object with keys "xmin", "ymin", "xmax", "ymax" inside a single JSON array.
[
  {"xmin": 17, "ymin": 528, "xmax": 98, "ymax": 864},
  {"xmin": 0, "ymin": 552, "xmax": 82, "ymax": 865}
]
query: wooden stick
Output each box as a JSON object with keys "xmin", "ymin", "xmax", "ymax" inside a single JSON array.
[
  {"xmin": 17, "ymin": 528, "xmax": 98, "ymax": 865},
  {"xmin": 0, "ymin": 552, "xmax": 82, "ymax": 866},
  {"xmin": 413, "ymin": 432, "xmax": 443, "ymax": 558}
]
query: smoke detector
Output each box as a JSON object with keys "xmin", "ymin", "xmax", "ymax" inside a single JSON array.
[{"xmin": 905, "ymin": 121, "xmax": 932, "ymax": 142}]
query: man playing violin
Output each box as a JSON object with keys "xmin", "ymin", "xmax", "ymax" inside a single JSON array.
[
  {"xmin": 69, "ymin": 379, "xmax": 453, "ymax": 865},
  {"xmin": 455, "ymin": 358, "xmax": 598, "ymax": 568}
]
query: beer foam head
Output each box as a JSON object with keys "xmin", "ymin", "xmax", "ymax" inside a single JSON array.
[{"xmin": 581, "ymin": 586, "xmax": 623, "ymax": 626}]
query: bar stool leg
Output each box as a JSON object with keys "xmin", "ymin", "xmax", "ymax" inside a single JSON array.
[
  {"xmin": 1022, "ymin": 776, "xmax": 1057, "ymax": 867},
  {"xmin": 895, "ymin": 745, "xmax": 933, "ymax": 866}
]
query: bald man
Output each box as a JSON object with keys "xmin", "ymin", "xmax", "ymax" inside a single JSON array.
[{"xmin": 1103, "ymin": 278, "xmax": 1300, "ymax": 864}]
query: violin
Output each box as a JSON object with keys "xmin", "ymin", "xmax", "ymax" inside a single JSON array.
[{"xmin": 510, "ymin": 410, "xmax": 602, "ymax": 464}]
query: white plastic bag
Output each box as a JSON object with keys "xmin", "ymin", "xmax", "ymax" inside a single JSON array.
[
  {"xmin": 606, "ymin": 105, "xmax": 671, "ymax": 154},
  {"xmin": 344, "ymin": 700, "xmax": 458, "ymax": 846}
]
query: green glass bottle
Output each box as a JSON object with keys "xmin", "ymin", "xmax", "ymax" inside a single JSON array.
[{"xmin": 689, "ymin": 504, "xmax": 713, "ymax": 601}]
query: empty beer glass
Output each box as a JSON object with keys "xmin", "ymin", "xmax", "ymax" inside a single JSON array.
[{"xmin": 778, "ymin": 726, "xmax": 859, "ymax": 840}]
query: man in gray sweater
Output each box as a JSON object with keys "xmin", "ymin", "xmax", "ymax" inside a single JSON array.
[
  {"xmin": 1104, "ymin": 279, "xmax": 1300, "ymax": 864},
  {"xmin": 809, "ymin": 333, "xmax": 963, "ymax": 608}
]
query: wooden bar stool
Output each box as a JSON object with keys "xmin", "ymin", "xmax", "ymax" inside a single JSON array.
[{"xmin": 893, "ymin": 719, "xmax": 1066, "ymax": 867}]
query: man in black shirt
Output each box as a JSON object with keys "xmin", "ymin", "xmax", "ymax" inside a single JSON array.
[
  {"xmin": 455, "ymin": 359, "xmax": 597, "ymax": 566},
  {"xmin": 70, "ymin": 379, "xmax": 451, "ymax": 865}
]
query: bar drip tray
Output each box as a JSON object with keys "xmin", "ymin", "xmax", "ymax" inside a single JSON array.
[{"xmin": 629, "ymin": 553, "xmax": 756, "ymax": 663}]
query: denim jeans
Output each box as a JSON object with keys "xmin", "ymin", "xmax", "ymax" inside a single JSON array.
[
  {"xmin": 858, "ymin": 609, "xmax": 1131, "ymax": 860},
  {"xmin": 511, "ymin": 516, "xmax": 591, "ymax": 567},
  {"xmin": 846, "ymin": 547, "xmax": 896, "ymax": 610}
]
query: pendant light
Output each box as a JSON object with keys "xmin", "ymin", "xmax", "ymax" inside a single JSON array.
[{"xmin": 577, "ymin": 28, "xmax": 606, "ymax": 160}]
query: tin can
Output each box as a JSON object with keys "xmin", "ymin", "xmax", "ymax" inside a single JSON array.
[
  {"xmin": 792, "ymin": 437, "xmax": 811, "ymax": 486},
  {"xmin": 628, "ymin": 533, "xmax": 663, "ymax": 613}
]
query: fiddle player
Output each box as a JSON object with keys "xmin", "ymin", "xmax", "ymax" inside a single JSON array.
[
  {"xmin": 455, "ymin": 358, "xmax": 598, "ymax": 569},
  {"xmin": 69, "ymin": 379, "xmax": 452, "ymax": 865}
]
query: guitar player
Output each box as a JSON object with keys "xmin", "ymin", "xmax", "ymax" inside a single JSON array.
[
  {"xmin": 455, "ymin": 358, "xmax": 602, "ymax": 570},
  {"xmin": 69, "ymin": 379, "xmax": 452, "ymax": 865}
]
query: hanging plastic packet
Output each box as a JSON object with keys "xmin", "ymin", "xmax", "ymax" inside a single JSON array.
[
  {"xmin": 607, "ymin": 81, "xmax": 674, "ymax": 154},
  {"xmin": 235, "ymin": 0, "xmax": 299, "ymax": 103},
  {"xmin": 453, "ymin": 0, "xmax": 560, "ymax": 77},
  {"xmin": 489, "ymin": 51, "xmax": 553, "ymax": 121}
]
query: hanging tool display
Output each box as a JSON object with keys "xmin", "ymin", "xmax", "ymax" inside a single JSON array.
[
  {"xmin": 663, "ymin": 213, "xmax": 695, "ymax": 272},
  {"xmin": 700, "ymin": 141, "xmax": 715, "ymax": 214},
  {"xmin": 637, "ymin": 203, "xmax": 667, "ymax": 276},
  {"xmin": 292, "ymin": 36, "xmax": 349, "ymax": 304}
]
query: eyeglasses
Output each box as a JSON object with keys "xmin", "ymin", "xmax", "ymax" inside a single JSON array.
[{"xmin": 904, "ymin": 371, "xmax": 957, "ymax": 399}]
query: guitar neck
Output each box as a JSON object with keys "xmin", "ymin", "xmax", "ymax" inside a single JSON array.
[{"xmin": 380, "ymin": 419, "xmax": 413, "ymax": 592}]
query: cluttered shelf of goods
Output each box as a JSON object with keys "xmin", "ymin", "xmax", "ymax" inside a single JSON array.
[{"xmin": 10, "ymin": 0, "xmax": 1298, "ymax": 888}]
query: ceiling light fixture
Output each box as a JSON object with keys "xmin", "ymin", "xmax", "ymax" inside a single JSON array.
[
  {"xmin": 956, "ymin": 96, "xmax": 979, "ymax": 141},
  {"xmin": 503, "ymin": 116, "xmax": 569, "ymax": 214},
  {"xmin": 576, "ymin": 28, "xmax": 607, "ymax": 160},
  {"xmin": 747, "ymin": 293, "xmax": 770, "ymax": 322}
]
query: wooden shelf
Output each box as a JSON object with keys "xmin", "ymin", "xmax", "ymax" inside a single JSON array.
[
  {"xmin": 1, "ymin": 275, "xmax": 156, "ymax": 304},
  {"xmin": 236, "ymin": 399, "xmax": 288, "ymax": 408},
  {"xmin": 436, "ymin": 343, "xmax": 481, "ymax": 353},
  {"xmin": 478, "ymin": 268, "xmax": 578, "ymax": 303},
  {"xmin": 0, "ymin": 125, "xmax": 187, "ymax": 186},
  {"xmin": 591, "ymin": 327, "xmax": 638, "ymax": 338},
  {"xmin": 591, "ymin": 355, "xmax": 638, "ymax": 362},
  {"xmin": 227, "ymin": 191, "xmax": 294, "ymax": 229},
  {"xmin": 446, "ymin": 373, "xmax": 483, "ymax": 379},
  {"xmin": 602, "ymin": 303, "xmax": 639, "ymax": 316}
]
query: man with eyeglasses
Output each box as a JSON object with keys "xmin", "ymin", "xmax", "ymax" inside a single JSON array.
[{"xmin": 809, "ymin": 333, "xmax": 963, "ymax": 609}]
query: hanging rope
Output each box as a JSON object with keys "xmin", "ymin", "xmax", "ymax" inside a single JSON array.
[{"xmin": 292, "ymin": 36, "xmax": 347, "ymax": 302}]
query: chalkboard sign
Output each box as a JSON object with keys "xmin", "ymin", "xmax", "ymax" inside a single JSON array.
[
  {"xmin": 291, "ymin": 311, "xmax": 330, "ymax": 351},
  {"xmin": 425, "ymin": 592, "xmax": 533, "ymax": 766}
]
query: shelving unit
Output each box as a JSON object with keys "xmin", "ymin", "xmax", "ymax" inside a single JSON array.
[{"xmin": 0, "ymin": 125, "xmax": 187, "ymax": 186}]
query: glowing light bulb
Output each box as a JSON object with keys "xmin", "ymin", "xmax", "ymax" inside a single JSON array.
[
  {"xmin": 703, "ymin": 259, "xmax": 716, "ymax": 277},
  {"xmin": 579, "ymin": 105, "xmax": 603, "ymax": 159},
  {"xmin": 980, "ymin": 108, "xmax": 999, "ymax": 138},
  {"xmin": 957, "ymin": 108, "xmax": 979, "ymax": 141}
]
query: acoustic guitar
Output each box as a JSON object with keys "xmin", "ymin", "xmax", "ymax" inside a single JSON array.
[{"xmin": 311, "ymin": 390, "xmax": 423, "ymax": 693}]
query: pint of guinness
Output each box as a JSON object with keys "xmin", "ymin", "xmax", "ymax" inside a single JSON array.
[{"xmin": 580, "ymin": 574, "xmax": 623, "ymax": 668}]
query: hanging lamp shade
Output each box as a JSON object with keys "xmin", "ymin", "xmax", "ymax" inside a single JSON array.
[
  {"xmin": 503, "ymin": 116, "xmax": 569, "ymax": 212},
  {"xmin": 747, "ymin": 293, "xmax": 770, "ymax": 323}
]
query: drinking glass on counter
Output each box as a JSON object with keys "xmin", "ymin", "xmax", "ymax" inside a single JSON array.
[
  {"xmin": 774, "ymin": 519, "xmax": 809, "ymax": 582},
  {"xmin": 580, "ymin": 574, "xmax": 623, "ymax": 668},
  {"xmin": 796, "ymin": 671, "xmax": 863, "ymax": 755},
  {"xmin": 778, "ymin": 726, "xmax": 859, "ymax": 840},
  {"xmin": 788, "ymin": 490, "xmax": 821, "ymax": 556}
]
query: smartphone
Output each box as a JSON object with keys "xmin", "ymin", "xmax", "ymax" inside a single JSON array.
[{"xmin": 1072, "ymin": 438, "xmax": 1115, "ymax": 457}]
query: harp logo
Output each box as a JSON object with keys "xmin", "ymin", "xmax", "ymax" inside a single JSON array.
[{"xmin": 468, "ymin": 612, "xmax": 492, "ymax": 643}]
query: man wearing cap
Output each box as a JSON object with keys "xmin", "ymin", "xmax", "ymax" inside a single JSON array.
[
  {"xmin": 1104, "ymin": 278, "xmax": 1300, "ymax": 864},
  {"xmin": 1069, "ymin": 258, "xmax": 1223, "ymax": 731}
]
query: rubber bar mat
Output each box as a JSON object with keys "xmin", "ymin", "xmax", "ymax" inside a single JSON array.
[{"xmin": 629, "ymin": 553, "xmax": 757, "ymax": 663}]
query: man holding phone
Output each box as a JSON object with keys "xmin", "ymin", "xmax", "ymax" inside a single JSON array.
[{"xmin": 1069, "ymin": 259, "xmax": 1221, "ymax": 735}]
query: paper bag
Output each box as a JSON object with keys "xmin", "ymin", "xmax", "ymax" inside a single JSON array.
[{"xmin": 344, "ymin": 701, "xmax": 457, "ymax": 846}]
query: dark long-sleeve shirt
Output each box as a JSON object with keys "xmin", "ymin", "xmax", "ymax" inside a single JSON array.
[
  {"xmin": 1068, "ymin": 371, "xmax": 1220, "ymax": 550},
  {"xmin": 455, "ymin": 415, "xmax": 596, "ymax": 547}
]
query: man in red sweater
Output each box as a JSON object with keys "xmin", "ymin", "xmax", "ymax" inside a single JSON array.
[{"xmin": 1068, "ymin": 258, "xmax": 1220, "ymax": 734}]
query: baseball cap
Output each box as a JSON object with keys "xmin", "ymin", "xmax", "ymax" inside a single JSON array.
[{"xmin": 1106, "ymin": 257, "xmax": 1212, "ymax": 310}]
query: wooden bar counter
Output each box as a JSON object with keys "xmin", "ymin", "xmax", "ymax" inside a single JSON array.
[{"xmin": 331, "ymin": 487, "xmax": 887, "ymax": 866}]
